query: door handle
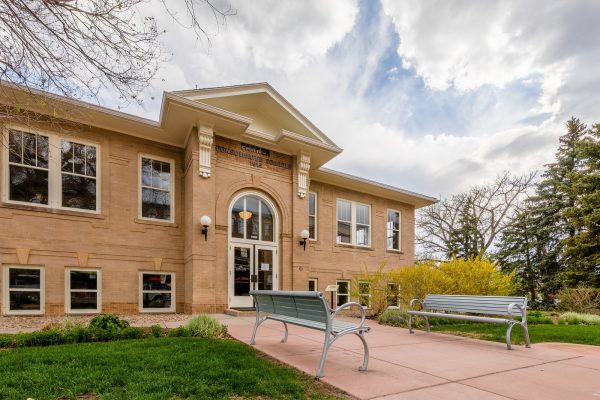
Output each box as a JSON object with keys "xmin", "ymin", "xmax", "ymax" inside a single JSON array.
[{"xmin": 251, "ymin": 274, "xmax": 258, "ymax": 283}]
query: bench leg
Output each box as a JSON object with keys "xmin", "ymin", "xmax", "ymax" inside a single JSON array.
[
  {"xmin": 408, "ymin": 314, "xmax": 414, "ymax": 333},
  {"xmin": 281, "ymin": 321, "xmax": 289, "ymax": 343},
  {"xmin": 316, "ymin": 333, "xmax": 332, "ymax": 378},
  {"xmin": 355, "ymin": 332, "xmax": 369, "ymax": 372},
  {"xmin": 424, "ymin": 316, "xmax": 430, "ymax": 333},
  {"xmin": 522, "ymin": 323, "xmax": 531, "ymax": 348},
  {"xmin": 505, "ymin": 323, "xmax": 514, "ymax": 350},
  {"xmin": 250, "ymin": 315, "xmax": 265, "ymax": 345}
]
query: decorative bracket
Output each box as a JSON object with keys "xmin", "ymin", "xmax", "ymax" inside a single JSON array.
[
  {"xmin": 297, "ymin": 152, "xmax": 311, "ymax": 198},
  {"xmin": 198, "ymin": 123, "xmax": 214, "ymax": 178}
]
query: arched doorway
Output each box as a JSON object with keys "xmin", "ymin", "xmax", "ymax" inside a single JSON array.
[{"xmin": 228, "ymin": 192, "xmax": 279, "ymax": 308}]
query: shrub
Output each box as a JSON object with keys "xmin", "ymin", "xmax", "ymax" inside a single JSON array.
[
  {"xmin": 524, "ymin": 310, "xmax": 554, "ymax": 325},
  {"xmin": 119, "ymin": 327, "xmax": 148, "ymax": 340},
  {"xmin": 558, "ymin": 312, "xmax": 600, "ymax": 325},
  {"xmin": 92, "ymin": 328, "xmax": 119, "ymax": 342},
  {"xmin": 0, "ymin": 335, "xmax": 13, "ymax": 348},
  {"xmin": 351, "ymin": 264, "xmax": 393, "ymax": 315},
  {"xmin": 378, "ymin": 309, "xmax": 415, "ymax": 328},
  {"xmin": 15, "ymin": 330, "xmax": 63, "ymax": 347},
  {"xmin": 557, "ymin": 287, "xmax": 600, "ymax": 314},
  {"xmin": 89, "ymin": 314, "xmax": 130, "ymax": 331},
  {"xmin": 167, "ymin": 326, "xmax": 191, "ymax": 337},
  {"xmin": 150, "ymin": 324, "xmax": 163, "ymax": 338},
  {"xmin": 186, "ymin": 314, "xmax": 228, "ymax": 339}
]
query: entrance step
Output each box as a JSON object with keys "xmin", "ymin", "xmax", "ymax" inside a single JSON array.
[{"xmin": 224, "ymin": 308, "xmax": 256, "ymax": 317}]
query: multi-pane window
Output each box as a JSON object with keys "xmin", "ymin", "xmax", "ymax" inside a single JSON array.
[
  {"xmin": 387, "ymin": 283, "xmax": 400, "ymax": 308},
  {"xmin": 358, "ymin": 281, "xmax": 371, "ymax": 308},
  {"xmin": 4, "ymin": 128, "xmax": 100, "ymax": 212},
  {"xmin": 309, "ymin": 192, "xmax": 317, "ymax": 240},
  {"xmin": 387, "ymin": 210, "xmax": 401, "ymax": 251},
  {"xmin": 3, "ymin": 266, "xmax": 44, "ymax": 315},
  {"xmin": 308, "ymin": 278, "xmax": 318, "ymax": 292},
  {"xmin": 336, "ymin": 280, "xmax": 350, "ymax": 306},
  {"xmin": 140, "ymin": 272, "xmax": 175, "ymax": 312},
  {"xmin": 336, "ymin": 199, "xmax": 371, "ymax": 246},
  {"xmin": 230, "ymin": 195, "xmax": 274, "ymax": 242},
  {"xmin": 7, "ymin": 130, "xmax": 50, "ymax": 205},
  {"xmin": 61, "ymin": 140, "xmax": 98, "ymax": 210},
  {"xmin": 140, "ymin": 156, "xmax": 173, "ymax": 221},
  {"xmin": 66, "ymin": 269, "xmax": 101, "ymax": 313}
]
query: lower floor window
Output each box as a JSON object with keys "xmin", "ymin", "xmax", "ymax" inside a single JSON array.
[
  {"xmin": 66, "ymin": 268, "xmax": 101, "ymax": 313},
  {"xmin": 140, "ymin": 272, "xmax": 175, "ymax": 312},
  {"xmin": 358, "ymin": 281, "xmax": 371, "ymax": 308},
  {"xmin": 387, "ymin": 283, "xmax": 400, "ymax": 308},
  {"xmin": 336, "ymin": 280, "xmax": 349, "ymax": 306},
  {"xmin": 308, "ymin": 278, "xmax": 318, "ymax": 292},
  {"xmin": 3, "ymin": 266, "xmax": 44, "ymax": 315}
]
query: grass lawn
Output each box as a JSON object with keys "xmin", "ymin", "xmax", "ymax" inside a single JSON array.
[
  {"xmin": 430, "ymin": 323, "xmax": 600, "ymax": 346},
  {"xmin": 0, "ymin": 337, "xmax": 345, "ymax": 400}
]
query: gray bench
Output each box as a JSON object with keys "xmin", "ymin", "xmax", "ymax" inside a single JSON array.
[
  {"xmin": 408, "ymin": 294, "xmax": 531, "ymax": 350},
  {"xmin": 250, "ymin": 290, "xmax": 370, "ymax": 377}
]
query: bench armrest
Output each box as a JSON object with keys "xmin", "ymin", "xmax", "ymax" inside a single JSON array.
[
  {"xmin": 331, "ymin": 302, "xmax": 366, "ymax": 326},
  {"xmin": 409, "ymin": 298, "xmax": 425, "ymax": 311},
  {"xmin": 507, "ymin": 303, "xmax": 526, "ymax": 321}
]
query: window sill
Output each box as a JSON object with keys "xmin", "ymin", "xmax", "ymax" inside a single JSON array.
[
  {"xmin": 386, "ymin": 249, "xmax": 404, "ymax": 255},
  {"xmin": 139, "ymin": 309, "xmax": 176, "ymax": 313},
  {"xmin": 334, "ymin": 243, "xmax": 374, "ymax": 251},
  {"xmin": 134, "ymin": 217, "xmax": 178, "ymax": 227},
  {"xmin": 1, "ymin": 202, "xmax": 105, "ymax": 219}
]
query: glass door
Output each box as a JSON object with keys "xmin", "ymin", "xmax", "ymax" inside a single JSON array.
[
  {"xmin": 230, "ymin": 244, "xmax": 253, "ymax": 308},
  {"xmin": 255, "ymin": 246, "xmax": 276, "ymax": 291}
]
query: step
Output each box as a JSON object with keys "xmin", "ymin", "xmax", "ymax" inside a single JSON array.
[{"xmin": 224, "ymin": 308, "xmax": 256, "ymax": 317}]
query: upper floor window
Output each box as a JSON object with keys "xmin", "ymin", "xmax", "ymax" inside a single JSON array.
[
  {"xmin": 139, "ymin": 156, "xmax": 174, "ymax": 222},
  {"xmin": 309, "ymin": 192, "xmax": 317, "ymax": 240},
  {"xmin": 336, "ymin": 199, "xmax": 371, "ymax": 246},
  {"xmin": 4, "ymin": 128, "xmax": 99, "ymax": 212},
  {"xmin": 387, "ymin": 210, "xmax": 401, "ymax": 251}
]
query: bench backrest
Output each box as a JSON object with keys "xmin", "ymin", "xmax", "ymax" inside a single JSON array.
[
  {"xmin": 250, "ymin": 290, "xmax": 329, "ymax": 324},
  {"xmin": 423, "ymin": 295, "xmax": 527, "ymax": 316}
]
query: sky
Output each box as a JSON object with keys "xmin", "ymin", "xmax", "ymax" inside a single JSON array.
[{"xmin": 100, "ymin": 0, "xmax": 600, "ymax": 198}]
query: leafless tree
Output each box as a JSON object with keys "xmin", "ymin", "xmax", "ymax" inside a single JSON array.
[{"xmin": 417, "ymin": 172, "xmax": 536, "ymax": 260}]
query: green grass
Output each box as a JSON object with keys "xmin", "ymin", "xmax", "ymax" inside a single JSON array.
[
  {"xmin": 430, "ymin": 323, "xmax": 600, "ymax": 346},
  {"xmin": 0, "ymin": 338, "xmax": 344, "ymax": 400}
]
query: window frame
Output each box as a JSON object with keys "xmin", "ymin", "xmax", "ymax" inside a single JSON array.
[
  {"xmin": 2, "ymin": 125, "xmax": 101, "ymax": 214},
  {"xmin": 336, "ymin": 199, "xmax": 371, "ymax": 247},
  {"xmin": 358, "ymin": 280, "xmax": 371, "ymax": 309},
  {"xmin": 139, "ymin": 271, "xmax": 176, "ymax": 313},
  {"xmin": 138, "ymin": 154, "xmax": 175, "ymax": 223},
  {"xmin": 308, "ymin": 278, "xmax": 318, "ymax": 292},
  {"xmin": 386, "ymin": 209, "xmax": 402, "ymax": 251},
  {"xmin": 65, "ymin": 268, "xmax": 102, "ymax": 314},
  {"xmin": 336, "ymin": 280, "xmax": 350, "ymax": 307},
  {"xmin": 2, "ymin": 265, "xmax": 45, "ymax": 316},
  {"xmin": 387, "ymin": 282, "xmax": 400, "ymax": 308},
  {"xmin": 308, "ymin": 191, "xmax": 317, "ymax": 241}
]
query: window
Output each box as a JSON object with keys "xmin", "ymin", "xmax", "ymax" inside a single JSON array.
[
  {"xmin": 358, "ymin": 281, "xmax": 371, "ymax": 308},
  {"xmin": 66, "ymin": 269, "xmax": 101, "ymax": 313},
  {"xmin": 230, "ymin": 194, "xmax": 275, "ymax": 242},
  {"xmin": 336, "ymin": 280, "xmax": 350, "ymax": 306},
  {"xmin": 387, "ymin": 283, "xmax": 400, "ymax": 308},
  {"xmin": 336, "ymin": 199, "xmax": 371, "ymax": 246},
  {"xmin": 140, "ymin": 156, "xmax": 174, "ymax": 221},
  {"xmin": 139, "ymin": 272, "xmax": 175, "ymax": 312},
  {"xmin": 387, "ymin": 210, "xmax": 401, "ymax": 251},
  {"xmin": 3, "ymin": 266, "xmax": 44, "ymax": 315},
  {"xmin": 309, "ymin": 192, "xmax": 317, "ymax": 240},
  {"xmin": 308, "ymin": 278, "xmax": 318, "ymax": 292},
  {"xmin": 3, "ymin": 128, "xmax": 100, "ymax": 212}
]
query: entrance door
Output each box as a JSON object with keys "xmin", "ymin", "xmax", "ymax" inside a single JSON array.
[{"xmin": 229, "ymin": 243, "xmax": 277, "ymax": 308}]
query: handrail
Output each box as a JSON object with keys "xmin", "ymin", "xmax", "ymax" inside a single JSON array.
[
  {"xmin": 331, "ymin": 301, "xmax": 366, "ymax": 326},
  {"xmin": 507, "ymin": 302, "xmax": 526, "ymax": 321},
  {"xmin": 409, "ymin": 298, "xmax": 424, "ymax": 311}
]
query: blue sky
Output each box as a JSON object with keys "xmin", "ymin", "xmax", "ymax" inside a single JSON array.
[{"xmin": 102, "ymin": 0, "xmax": 600, "ymax": 197}]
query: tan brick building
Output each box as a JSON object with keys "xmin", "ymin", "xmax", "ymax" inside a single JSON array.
[{"xmin": 0, "ymin": 83, "xmax": 435, "ymax": 316}]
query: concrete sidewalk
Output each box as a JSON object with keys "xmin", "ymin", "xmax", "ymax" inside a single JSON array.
[{"xmin": 216, "ymin": 314, "xmax": 600, "ymax": 400}]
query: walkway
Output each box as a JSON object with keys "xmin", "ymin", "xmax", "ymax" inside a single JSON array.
[{"xmin": 217, "ymin": 314, "xmax": 600, "ymax": 400}]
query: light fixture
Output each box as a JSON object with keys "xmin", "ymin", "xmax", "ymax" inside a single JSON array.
[
  {"xmin": 200, "ymin": 215, "xmax": 212, "ymax": 241},
  {"xmin": 238, "ymin": 210, "xmax": 253, "ymax": 220},
  {"xmin": 299, "ymin": 229, "xmax": 310, "ymax": 251}
]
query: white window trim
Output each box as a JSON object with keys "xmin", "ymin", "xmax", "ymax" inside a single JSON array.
[
  {"xmin": 336, "ymin": 199, "xmax": 371, "ymax": 247},
  {"xmin": 139, "ymin": 271, "xmax": 176, "ymax": 313},
  {"xmin": 309, "ymin": 191, "xmax": 317, "ymax": 241},
  {"xmin": 308, "ymin": 278, "xmax": 318, "ymax": 291},
  {"xmin": 358, "ymin": 280, "xmax": 371, "ymax": 309},
  {"xmin": 387, "ymin": 282, "xmax": 400, "ymax": 308},
  {"xmin": 386, "ymin": 209, "xmax": 402, "ymax": 251},
  {"xmin": 2, "ymin": 265, "xmax": 45, "ymax": 315},
  {"xmin": 336, "ymin": 280, "xmax": 350, "ymax": 307},
  {"xmin": 138, "ymin": 154, "xmax": 175, "ymax": 223},
  {"xmin": 1, "ymin": 125, "xmax": 101, "ymax": 214},
  {"xmin": 65, "ymin": 268, "xmax": 102, "ymax": 314}
]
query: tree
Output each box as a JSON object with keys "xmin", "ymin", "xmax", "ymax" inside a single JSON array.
[
  {"xmin": 0, "ymin": 0, "xmax": 234, "ymax": 104},
  {"xmin": 416, "ymin": 172, "xmax": 535, "ymax": 260}
]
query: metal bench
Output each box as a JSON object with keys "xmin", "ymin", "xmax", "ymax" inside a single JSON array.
[
  {"xmin": 250, "ymin": 290, "xmax": 370, "ymax": 377},
  {"xmin": 408, "ymin": 294, "xmax": 531, "ymax": 350}
]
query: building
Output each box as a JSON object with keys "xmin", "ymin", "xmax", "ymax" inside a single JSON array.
[{"xmin": 0, "ymin": 83, "xmax": 436, "ymax": 316}]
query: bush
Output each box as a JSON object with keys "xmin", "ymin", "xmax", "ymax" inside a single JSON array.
[
  {"xmin": 186, "ymin": 314, "xmax": 228, "ymax": 339},
  {"xmin": 15, "ymin": 330, "xmax": 63, "ymax": 347},
  {"xmin": 378, "ymin": 309, "xmax": 415, "ymax": 328},
  {"xmin": 558, "ymin": 312, "xmax": 600, "ymax": 325},
  {"xmin": 91, "ymin": 328, "xmax": 119, "ymax": 342},
  {"xmin": 167, "ymin": 326, "xmax": 191, "ymax": 337},
  {"xmin": 89, "ymin": 314, "xmax": 130, "ymax": 331},
  {"xmin": 557, "ymin": 287, "xmax": 600, "ymax": 314},
  {"xmin": 524, "ymin": 310, "xmax": 554, "ymax": 325},
  {"xmin": 0, "ymin": 335, "xmax": 13, "ymax": 348},
  {"xmin": 119, "ymin": 327, "xmax": 148, "ymax": 340},
  {"xmin": 150, "ymin": 324, "xmax": 163, "ymax": 338}
]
